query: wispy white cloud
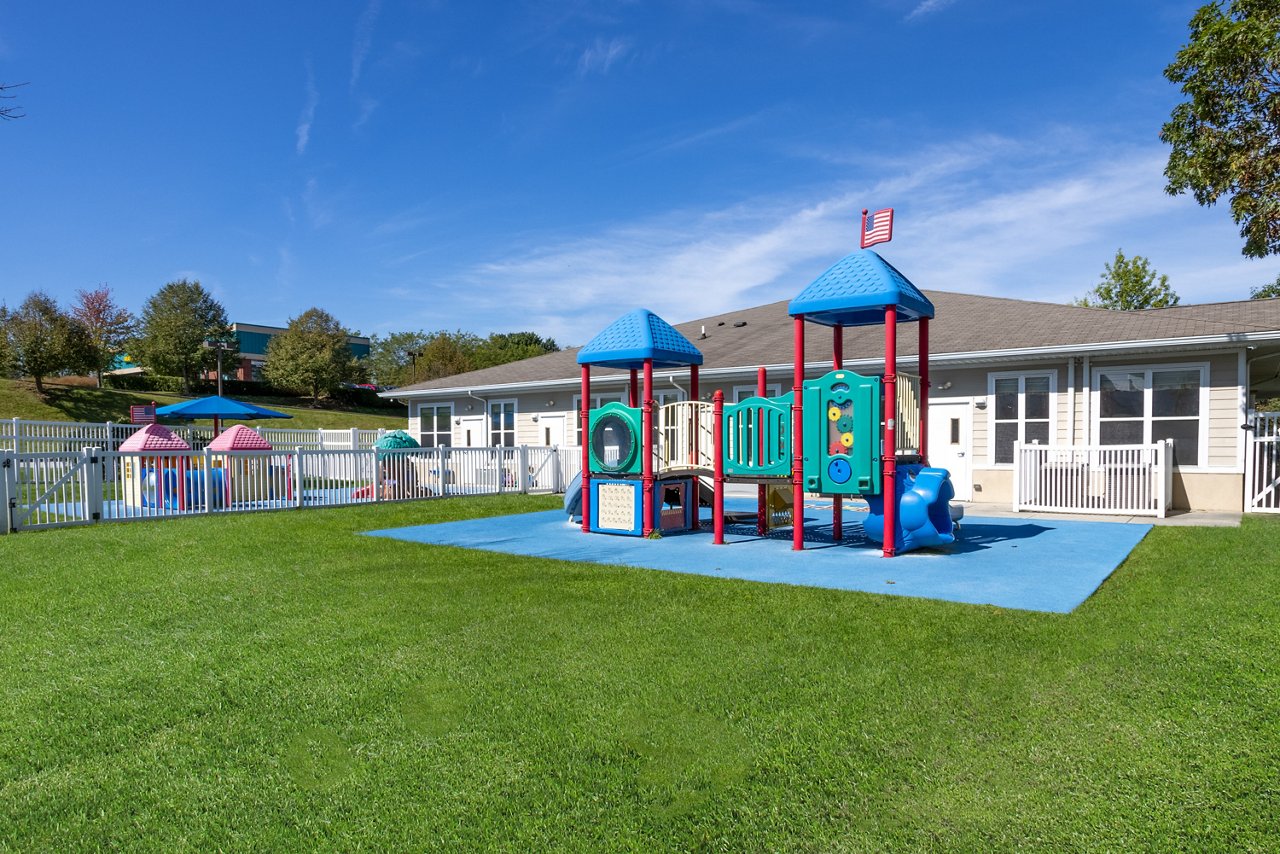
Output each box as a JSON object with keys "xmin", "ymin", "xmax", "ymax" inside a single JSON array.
[
  {"xmin": 411, "ymin": 133, "xmax": 1275, "ymax": 343},
  {"xmin": 351, "ymin": 0, "xmax": 382, "ymax": 91},
  {"xmin": 295, "ymin": 63, "xmax": 319, "ymax": 155},
  {"xmin": 906, "ymin": 0, "xmax": 956, "ymax": 22},
  {"xmin": 577, "ymin": 36, "xmax": 630, "ymax": 76}
]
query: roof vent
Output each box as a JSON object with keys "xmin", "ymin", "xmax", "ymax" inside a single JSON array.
[
  {"xmin": 733, "ymin": 321, "xmax": 747, "ymax": 328},
  {"xmin": 699, "ymin": 325, "xmax": 707, "ymax": 340}
]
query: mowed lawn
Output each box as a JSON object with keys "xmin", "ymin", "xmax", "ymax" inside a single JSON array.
[{"xmin": 1, "ymin": 498, "xmax": 1277, "ymax": 851}]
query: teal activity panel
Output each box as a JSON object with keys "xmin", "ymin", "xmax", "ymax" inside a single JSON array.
[
  {"xmin": 802, "ymin": 370, "xmax": 881, "ymax": 495},
  {"xmin": 588, "ymin": 402, "xmax": 643, "ymax": 475},
  {"xmin": 723, "ymin": 393, "xmax": 793, "ymax": 477}
]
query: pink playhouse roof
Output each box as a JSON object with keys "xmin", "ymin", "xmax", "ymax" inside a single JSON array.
[
  {"xmin": 118, "ymin": 423, "xmax": 192, "ymax": 451},
  {"xmin": 207, "ymin": 424, "xmax": 273, "ymax": 451}
]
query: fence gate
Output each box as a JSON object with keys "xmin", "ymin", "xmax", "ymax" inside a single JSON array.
[
  {"xmin": 2, "ymin": 449, "xmax": 103, "ymax": 533},
  {"xmin": 1245, "ymin": 412, "xmax": 1280, "ymax": 513}
]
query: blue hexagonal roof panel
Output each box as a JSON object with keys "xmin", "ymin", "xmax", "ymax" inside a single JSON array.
[
  {"xmin": 788, "ymin": 249, "xmax": 935, "ymax": 327},
  {"xmin": 576, "ymin": 308, "xmax": 703, "ymax": 369}
]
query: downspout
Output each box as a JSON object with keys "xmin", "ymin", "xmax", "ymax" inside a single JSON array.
[
  {"xmin": 1067, "ymin": 357, "xmax": 1075, "ymax": 446},
  {"xmin": 467, "ymin": 390, "xmax": 489, "ymax": 445}
]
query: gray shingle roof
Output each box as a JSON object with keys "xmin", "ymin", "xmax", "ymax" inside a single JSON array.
[{"xmin": 388, "ymin": 292, "xmax": 1280, "ymax": 396}]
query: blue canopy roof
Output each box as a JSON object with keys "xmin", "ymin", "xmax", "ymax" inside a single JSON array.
[
  {"xmin": 788, "ymin": 249, "xmax": 935, "ymax": 327},
  {"xmin": 154, "ymin": 395, "xmax": 293, "ymax": 421},
  {"xmin": 576, "ymin": 308, "xmax": 703, "ymax": 369}
]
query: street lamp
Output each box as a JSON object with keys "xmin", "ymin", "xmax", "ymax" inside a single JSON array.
[{"xmin": 203, "ymin": 339, "xmax": 233, "ymax": 397}]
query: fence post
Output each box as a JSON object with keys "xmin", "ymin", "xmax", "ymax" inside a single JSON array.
[
  {"xmin": 294, "ymin": 449, "xmax": 305, "ymax": 508},
  {"xmin": 518, "ymin": 445, "xmax": 530, "ymax": 494},
  {"xmin": 1013, "ymin": 445, "xmax": 1024, "ymax": 512},
  {"xmin": 81, "ymin": 447, "xmax": 104, "ymax": 524},
  {"xmin": 551, "ymin": 446, "xmax": 563, "ymax": 494},
  {"xmin": 1158, "ymin": 439, "xmax": 1171, "ymax": 518},
  {"xmin": 373, "ymin": 447, "xmax": 382, "ymax": 502},
  {"xmin": 350, "ymin": 427, "xmax": 360, "ymax": 451},
  {"xmin": 495, "ymin": 448, "xmax": 504, "ymax": 494},
  {"xmin": 12, "ymin": 417, "xmax": 21, "ymax": 455},
  {"xmin": 1, "ymin": 450, "xmax": 16, "ymax": 533},
  {"xmin": 203, "ymin": 448, "xmax": 215, "ymax": 514}
]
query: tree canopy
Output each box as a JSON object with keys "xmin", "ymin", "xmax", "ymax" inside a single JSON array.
[
  {"xmin": 369, "ymin": 329, "xmax": 560, "ymax": 387},
  {"xmin": 71, "ymin": 285, "xmax": 135, "ymax": 388},
  {"xmin": 3, "ymin": 291, "xmax": 94, "ymax": 393},
  {"xmin": 1161, "ymin": 0, "xmax": 1280, "ymax": 258},
  {"xmin": 262, "ymin": 308, "xmax": 366, "ymax": 403},
  {"xmin": 1075, "ymin": 250, "xmax": 1181, "ymax": 310},
  {"xmin": 1251, "ymin": 272, "xmax": 1280, "ymax": 298},
  {"xmin": 473, "ymin": 332, "xmax": 560, "ymax": 370},
  {"xmin": 135, "ymin": 279, "xmax": 235, "ymax": 393}
]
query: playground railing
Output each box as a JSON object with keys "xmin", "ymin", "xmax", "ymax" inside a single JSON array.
[
  {"xmin": 655, "ymin": 401, "xmax": 715, "ymax": 474},
  {"xmin": 1012, "ymin": 440, "xmax": 1172, "ymax": 518},
  {"xmin": 895, "ymin": 373, "xmax": 922, "ymax": 457}
]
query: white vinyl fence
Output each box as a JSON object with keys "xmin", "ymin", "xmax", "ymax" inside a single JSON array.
[
  {"xmin": 1245, "ymin": 411, "xmax": 1280, "ymax": 513},
  {"xmin": 1012, "ymin": 440, "xmax": 1173, "ymax": 518},
  {"xmin": 0, "ymin": 417, "xmax": 386, "ymax": 453},
  {"xmin": 2, "ymin": 444, "xmax": 574, "ymax": 534}
]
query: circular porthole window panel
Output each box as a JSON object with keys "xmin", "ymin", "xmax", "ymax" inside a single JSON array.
[{"xmin": 591, "ymin": 413, "xmax": 637, "ymax": 473}]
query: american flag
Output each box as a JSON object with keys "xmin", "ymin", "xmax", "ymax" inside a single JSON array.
[{"xmin": 861, "ymin": 207, "xmax": 894, "ymax": 248}]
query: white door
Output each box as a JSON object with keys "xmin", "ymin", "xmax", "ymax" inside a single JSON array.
[
  {"xmin": 538, "ymin": 414, "xmax": 566, "ymax": 448},
  {"xmin": 927, "ymin": 401, "xmax": 972, "ymax": 501},
  {"xmin": 458, "ymin": 416, "xmax": 485, "ymax": 448}
]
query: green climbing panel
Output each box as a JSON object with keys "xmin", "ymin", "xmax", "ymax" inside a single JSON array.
[{"xmin": 802, "ymin": 370, "xmax": 881, "ymax": 495}]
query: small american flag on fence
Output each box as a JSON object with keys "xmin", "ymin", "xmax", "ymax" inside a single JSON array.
[{"xmin": 861, "ymin": 207, "xmax": 894, "ymax": 248}]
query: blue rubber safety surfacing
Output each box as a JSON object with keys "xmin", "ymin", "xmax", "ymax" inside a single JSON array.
[{"xmin": 364, "ymin": 504, "xmax": 1151, "ymax": 614}]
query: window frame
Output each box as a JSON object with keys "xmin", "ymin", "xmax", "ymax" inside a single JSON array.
[
  {"xmin": 731, "ymin": 383, "xmax": 783, "ymax": 402},
  {"xmin": 488, "ymin": 398, "xmax": 517, "ymax": 448},
  {"xmin": 1090, "ymin": 362, "xmax": 1210, "ymax": 469},
  {"xmin": 416, "ymin": 402, "xmax": 454, "ymax": 448},
  {"xmin": 987, "ymin": 370, "xmax": 1057, "ymax": 467}
]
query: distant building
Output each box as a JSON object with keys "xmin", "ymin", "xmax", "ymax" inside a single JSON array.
[{"xmin": 225, "ymin": 322, "xmax": 371, "ymax": 381}]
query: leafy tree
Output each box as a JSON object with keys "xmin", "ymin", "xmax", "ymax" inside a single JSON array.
[
  {"xmin": 367, "ymin": 330, "xmax": 436, "ymax": 387},
  {"xmin": 0, "ymin": 304, "xmax": 14, "ymax": 377},
  {"xmin": 262, "ymin": 308, "xmax": 366, "ymax": 404},
  {"xmin": 1161, "ymin": 1, "xmax": 1280, "ymax": 258},
  {"xmin": 1250, "ymin": 272, "xmax": 1280, "ymax": 298},
  {"xmin": 135, "ymin": 279, "xmax": 235, "ymax": 393},
  {"xmin": 71, "ymin": 284, "xmax": 135, "ymax": 387},
  {"xmin": 473, "ymin": 331, "xmax": 560, "ymax": 369},
  {"xmin": 1075, "ymin": 250, "xmax": 1180, "ymax": 310},
  {"xmin": 418, "ymin": 330, "xmax": 483, "ymax": 380},
  {"xmin": 4, "ymin": 291, "xmax": 94, "ymax": 394}
]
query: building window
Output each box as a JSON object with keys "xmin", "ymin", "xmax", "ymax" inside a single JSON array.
[
  {"xmin": 988, "ymin": 372, "xmax": 1055, "ymax": 465},
  {"xmin": 489, "ymin": 399, "xmax": 516, "ymax": 448},
  {"xmin": 418, "ymin": 403, "xmax": 453, "ymax": 448},
  {"xmin": 1095, "ymin": 365, "xmax": 1206, "ymax": 466},
  {"xmin": 731, "ymin": 383, "xmax": 782, "ymax": 402},
  {"xmin": 572, "ymin": 392, "xmax": 625, "ymax": 445}
]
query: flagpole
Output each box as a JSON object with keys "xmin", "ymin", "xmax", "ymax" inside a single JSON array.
[{"xmin": 860, "ymin": 208, "xmax": 869, "ymax": 248}]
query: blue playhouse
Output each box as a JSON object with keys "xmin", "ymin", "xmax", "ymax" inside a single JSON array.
[{"xmin": 569, "ymin": 247, "xmax": 957, "ymax": 557}]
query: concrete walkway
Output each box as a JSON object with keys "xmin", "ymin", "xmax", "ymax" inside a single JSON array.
[{"xmin": 955, "ymin": 502, "xmax": 1242, "ymax": 528}]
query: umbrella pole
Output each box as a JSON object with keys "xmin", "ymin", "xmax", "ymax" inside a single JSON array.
[{"xmin": 214, "ymin": 416, "xmax": 221, "ymax": 438}]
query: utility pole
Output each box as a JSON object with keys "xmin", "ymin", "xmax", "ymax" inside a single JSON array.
[{"xmin": 203, "ymin": 339, "xmax": 232, "ymax": 397}]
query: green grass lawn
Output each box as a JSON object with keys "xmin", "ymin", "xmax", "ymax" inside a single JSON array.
[
  {"xmin": 1, "ymin": 500, "xmax": 1277, "ymax": 851},
  {"xmin": 0, "ymin": 378, "xmax": 407, "ymax": 430}
]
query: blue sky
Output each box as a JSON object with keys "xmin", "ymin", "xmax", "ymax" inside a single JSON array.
[{"xmin": 3, "ymin": 1, "xmax": 1277, "ymax": 346}]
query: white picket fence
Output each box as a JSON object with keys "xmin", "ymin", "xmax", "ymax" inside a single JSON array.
[
  {"xmin": 2, "ymin": 445, "xmax": 574, "ymax": 534},
  {"xmin": 1012, "ymin": 440, "xmax": 1173, "ymax": 517},
  {"xmin": 1245, "ymin": 411, "xmax": 1280, "ymax": 513},
  {"xmin": 0, "ymin": 417, "xmax": 387, "ymax": 453}
]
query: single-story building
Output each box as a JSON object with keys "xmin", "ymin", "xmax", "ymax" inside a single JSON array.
[{"xmin": 383, "ymin": 289, "xmax": 1280, "ymax": 514}]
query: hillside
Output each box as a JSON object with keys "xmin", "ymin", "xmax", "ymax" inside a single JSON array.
[{"xmin": 0, "ymin": 379, "xmax": 408, "ymax": 431}]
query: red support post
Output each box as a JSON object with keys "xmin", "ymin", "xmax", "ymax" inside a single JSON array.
[
  {"xmin": 581, "ymin": 365, "xmax": 591, "ymax": 533},
  {"xmin": 642, "ymin": 358, "xmax": 655, "ymax": 537},
  {"xmin": 833, "ymin": 325, "xmax": 844, "ymax": 542},
  {"xmin": 757, "ymin": 366, "xmax": 767, "ymax": 536},
  {"xmin": 713, "ymin": 390, "xmax": 725, "ymax": 544},
  {"xmin": 883, "ymin": 306, "xmax": 898, "ymax": 558},
  {"xmin": 792, "ymin": 316, "xmax": 806, "ymax": 551},
  {"xmin": 920, "ymin": 317, "xmax": 930, "ymax": 466},
  {"xmin": 690, "ymin": 364, "xmax": 700, "ymax": 467}
]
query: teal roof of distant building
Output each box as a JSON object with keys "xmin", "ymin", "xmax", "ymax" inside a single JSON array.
[
  {"xmin": 788, "ymin": 249, "xmax": 934, "ymax": 327},
  {"xmin": 577, "ymin": 308, "xmax": 703, "ymax": 369}
]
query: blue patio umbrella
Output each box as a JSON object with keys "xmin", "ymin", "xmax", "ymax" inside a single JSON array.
[{"xmin": 155, "ymin": 395, "xmax": 292, "ymax": 436}]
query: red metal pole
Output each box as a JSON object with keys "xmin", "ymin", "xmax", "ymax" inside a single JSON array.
[
  {"xmin": 629, "ymin": 369, "xmax": 638, "ymax": 408},
  {"xmin": 883, "ymin": 306, "xmax": 898, "ymax": 558},
  {"xmin": 690, "ymin": 364, "xmax": 700, "ymax": 467},
  {"xmin": 793, "ymin": 316, "xmax": 805, "ymax": 551},
  {"xmin": 581, "ymin": 365, "xmax": 591, "ymax": 533},
  {"xmin": 642, "ymin": 358, "xmax": 655, "ymax": 537},
  {"xmin": 757, "ymin": 366, "xmax": 766, "ymax": 536},
  {"xmin": 833, "ymin": 325, "xmax": 843, "ymax": 542},
  {"xmin": 920, "ymin": 317, "xmax": 930, "ymax": 466},
  {"xmin": 713, "ymin": 390, "xmax": 725, "ymax": 544}
]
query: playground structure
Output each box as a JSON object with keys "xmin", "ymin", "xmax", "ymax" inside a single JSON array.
[
  {"xmin": 574, "ymin": 248, "xmax": 957, "ymax": 556},
  {"xmin": 119, "ymin": 423, "xmax": 224, "ymax": 511},
  {"xmin": 206, "ymin": 424, "xmax": 292, "ymax": 504}
]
